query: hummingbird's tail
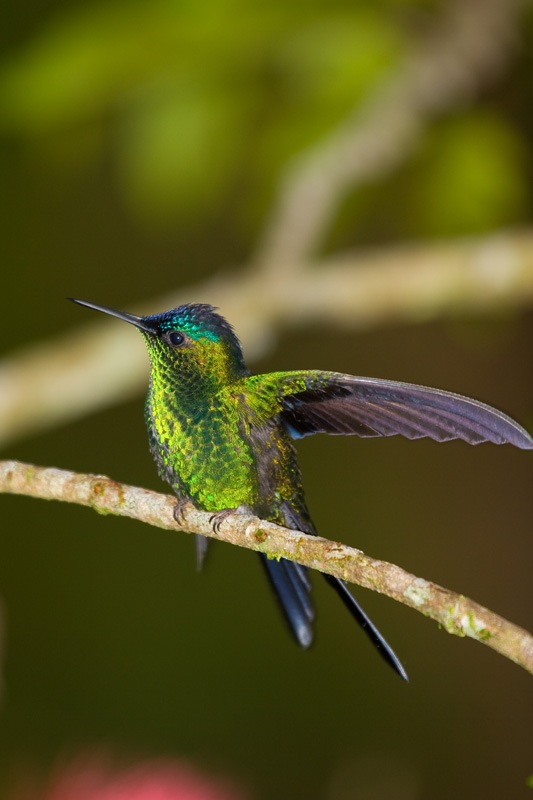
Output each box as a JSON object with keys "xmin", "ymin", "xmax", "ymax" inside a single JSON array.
[
  {"xmin": 260, "ymin": 555, "xmax": 315, "ymax": 649},
  {"xmin": 195, "ymin": 534, "xmax": 210, "ymax": 570},
  {"xmin": 323, "ymin": 574, "xmax": 408, "ymax": 681},
  {"xmin": 264, "ymin": 501, "xmax": 407, "ymax": 679},
  {"xmin": 260, "ymin": 556, "xmax": 407, "ymax": 680}
]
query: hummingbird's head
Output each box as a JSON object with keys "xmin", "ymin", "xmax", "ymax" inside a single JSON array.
[
  {"xmin": 69, "ymin": 299, "xmax": 248, "ymax": 386},
  {"xmin": 143, "ymin": 303, "xmax": 248, "ymax": 380}
]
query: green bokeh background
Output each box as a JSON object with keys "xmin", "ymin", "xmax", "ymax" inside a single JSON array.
[{"xmin": 1, "ymin": 1, "xmax": 532, "ymax": 798}]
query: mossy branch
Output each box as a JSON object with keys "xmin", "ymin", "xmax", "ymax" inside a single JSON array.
[{"xmin": 1, "ymin": 459, "xmax": 532, "ymax": 676}]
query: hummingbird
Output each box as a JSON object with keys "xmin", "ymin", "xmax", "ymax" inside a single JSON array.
[{"xmin": 70, "ymin": 299, "xmax": 533, "ymax": 680}]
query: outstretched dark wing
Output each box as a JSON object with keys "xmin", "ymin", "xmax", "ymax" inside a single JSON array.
[{"xmin": 245, "ymin": 371, "xmax": 533, "ymax": 448}]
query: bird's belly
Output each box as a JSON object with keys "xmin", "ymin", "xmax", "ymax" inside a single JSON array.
[
  {"xmin": 167, "ymin": 430, "xmax": 260, "ymax": 513},
  {"xmin": 150, "ymin": 406, "xmax": 303, "ymax": 519}
]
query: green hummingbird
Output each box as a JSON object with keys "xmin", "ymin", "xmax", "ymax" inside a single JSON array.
[{"xmin": 70, "ymin": 299, "xmax": 532, "ymax": 680}]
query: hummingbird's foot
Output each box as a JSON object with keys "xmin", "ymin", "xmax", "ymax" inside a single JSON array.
[
  {"xmin": 209, "ymin": 508, "xmax": 235, "ymax": 533},
  {"xmin": 173, "ymin": 499, "xmax": 189, "ymax": 526},
  {"xmin": 209, "ymin": 504, "xmax": 253, "ymax": 534}
]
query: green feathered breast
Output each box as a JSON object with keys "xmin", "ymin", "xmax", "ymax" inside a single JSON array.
[{"xmin": 145, "ymin": 358, "xmax": 319, "ymax": 524}]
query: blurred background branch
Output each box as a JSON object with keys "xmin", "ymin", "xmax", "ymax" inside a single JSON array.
[
  {"xmin": 1, "ymin": 228, "xmax": 533, "ymax": 448},
  {"xmin": 0, "ymin": 0, "xmax": 532, "ymax": 447},
  {"xmin": 256, "ymin": 0, "xmax": 528, "ymax": 271}
]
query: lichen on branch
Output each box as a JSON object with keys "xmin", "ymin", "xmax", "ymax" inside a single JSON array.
[{"xmin": 1, "ymin": 459, "xmax": 531, "ymax": 676}]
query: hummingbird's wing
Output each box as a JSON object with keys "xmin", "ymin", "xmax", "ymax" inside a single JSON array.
[{"xmin": 248, "ymin": 371, "xmax": 533, "ymax": 448}]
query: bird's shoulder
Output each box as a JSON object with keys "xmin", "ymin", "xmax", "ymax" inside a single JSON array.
[{"xmin": 222, "ymin": 370, "xmax": 331, "ymax": 420}]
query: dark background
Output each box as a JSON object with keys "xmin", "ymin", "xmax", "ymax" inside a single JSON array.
[{"xmin": 1, "ymin": 1, "xmax": 532, "ymax": 798}]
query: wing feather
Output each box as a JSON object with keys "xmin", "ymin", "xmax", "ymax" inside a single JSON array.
[{"xmin": 272, "ymin": 373, "xmax": 533, "ymax": 448}]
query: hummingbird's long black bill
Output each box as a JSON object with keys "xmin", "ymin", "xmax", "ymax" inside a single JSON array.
[{"xmin": 68, "ymin": 298, "xmax": 156, "ymax": 334}]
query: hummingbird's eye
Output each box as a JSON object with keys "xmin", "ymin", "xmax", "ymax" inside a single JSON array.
[{"xmin": 166, "ymin": 331, "xmax": 185, "ymax": 347}]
